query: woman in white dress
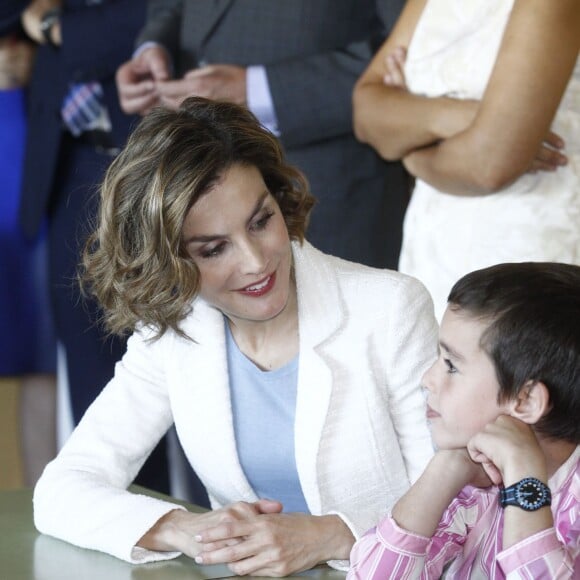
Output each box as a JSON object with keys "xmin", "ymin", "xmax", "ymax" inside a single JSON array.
[{"xmin": 353, "ymin": 0, "xmax": 580, "ymax": 320}]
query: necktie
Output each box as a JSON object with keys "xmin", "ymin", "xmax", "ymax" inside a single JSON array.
[{"xmin": 61, "ymin": 82, "xmax": 111, "ymax": 137}]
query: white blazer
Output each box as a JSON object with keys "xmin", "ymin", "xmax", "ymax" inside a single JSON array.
[{"xmin": 34, "ymin": 242, "xmax": 438, "ymax": 565}]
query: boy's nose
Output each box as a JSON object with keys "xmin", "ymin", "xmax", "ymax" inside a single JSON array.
[{"xmin": 421, "ymin": 361, "xmax": 437, "ymax": 393}]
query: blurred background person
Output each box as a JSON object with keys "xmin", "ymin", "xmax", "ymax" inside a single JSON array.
[
  {"xmin": 353, "ymin": 0, "xmax": 580, "ymax": 319},
  {"xmin": 0, "ymin": 4, "xmax": 56, "ymax": 486},
  {"xmin": 17, "ymin": 0, "xmax": 170, "ymax": 494},
  {"xmin": 116, "ymin": 0, "xmax": 409, "ymax": 270}
]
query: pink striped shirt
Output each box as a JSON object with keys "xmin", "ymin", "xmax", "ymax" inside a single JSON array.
[{"xmin": 348, "ymin": 446, "xmax": 579, "ymax": 579}]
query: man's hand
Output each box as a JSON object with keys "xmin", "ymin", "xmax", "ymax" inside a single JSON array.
[
  {"xmin": 116, "ymin": 45, "xmax": 171, "ymax": 115},
  {"xmin": 21, "ymin": 0, "xmax": 62, "ymax": 45},
  {"xmin": 156, "ymin": 64, "xmax": 247, "ymax": 110}
]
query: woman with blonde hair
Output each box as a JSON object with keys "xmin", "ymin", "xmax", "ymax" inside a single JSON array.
[{"xmin": 34, "ymin": 97, "xmax": 437, "ymax": 576}]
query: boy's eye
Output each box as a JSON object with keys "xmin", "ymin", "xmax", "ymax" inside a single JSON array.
[
  {"xmin": 251, "ymin": 210, "xmax": 274, "ymax": 232},
  {"xmin": 444, "ymin": 358, "xmax": 457, "ymax": 374}
]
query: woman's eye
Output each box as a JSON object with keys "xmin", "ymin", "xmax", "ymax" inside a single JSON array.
[
  {"xmin": 444, "ymin": 358, "xmax": 457, "ymax": 374},
  {"xmin": 251, "ymin": 210, "xmax": 274, "ymax": 232},
  {"xmin": 200, "ymin": 242, "xmax": 226, "ymax": 259}
]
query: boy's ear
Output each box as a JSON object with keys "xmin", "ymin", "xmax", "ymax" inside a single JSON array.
[{"xmin": 508, "ymin": 380, "xmax": 550, "ymax": 424}]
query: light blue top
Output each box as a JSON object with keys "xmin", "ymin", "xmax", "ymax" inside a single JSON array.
[{"xmin": 225, "ymin": 320, "xmax": 309, "ymax": 513}]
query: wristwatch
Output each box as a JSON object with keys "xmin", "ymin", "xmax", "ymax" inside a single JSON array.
[
  {"xmin": 39, "ymin": 8, "xmax": 61, "ymax": 46},
  {"xmin": 499, "ymin": 477, "xmax": 551, "ymax": 511}
]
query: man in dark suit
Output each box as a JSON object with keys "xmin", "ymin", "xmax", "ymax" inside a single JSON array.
[
  {"xmin": 17, "ymin": 0, "xmax": 170, "ymax": 494},
  {"xmin": 0, "ymin": 0, "xmax": 27, "ymax": 32},
  {"xmin": 117, "ymin": 0, "xmax": 408, "ymax": 269}
]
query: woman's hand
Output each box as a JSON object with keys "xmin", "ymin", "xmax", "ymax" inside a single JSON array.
[
  {"xmin": 528, "ymin": 130, "xmax": 568, "ymax": 174},
  {"xmin": 383, "ymin": 46, "xmax": 408, "ymax": 89},
  {"xmin": 195, "ymin": 511, "xmax": 355, "ymax": 576},
  {"xmin": 137, "ymin": 499, "xmax": 282, "ymax": 560}
]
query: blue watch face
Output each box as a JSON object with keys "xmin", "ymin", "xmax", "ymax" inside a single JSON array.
[{"xmin": 515, "ymin": 478, "xmax": 550, "ymax": 510}]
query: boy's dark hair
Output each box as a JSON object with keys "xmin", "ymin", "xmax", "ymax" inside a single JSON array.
[{"xmin": 448, "ymin": 262, "xmax": 580, "ymax": 443}]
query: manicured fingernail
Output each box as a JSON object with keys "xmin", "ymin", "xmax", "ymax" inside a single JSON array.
[
  {"xmin": 195, "ymin": 556, "xmax": 203, "ymax": 564},
  {"xmin": 194, "ymin": 535, "xmax": 202, "ymax": 542}
]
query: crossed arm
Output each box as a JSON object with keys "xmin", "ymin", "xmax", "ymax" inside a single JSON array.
[{"xmin": 353, "ymin": 0, "xmax": 580, "ymax": 196}]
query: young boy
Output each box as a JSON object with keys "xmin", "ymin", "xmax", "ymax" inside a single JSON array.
[{"xmin": 348, "ymin": 262, "xmax": 579, "ymax": 579}]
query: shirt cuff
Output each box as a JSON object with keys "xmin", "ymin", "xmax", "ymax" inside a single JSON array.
[
  {"xmin": 133, "ymin": 41, "xmax": 174, "ymax": 77},
  {"xmin": 377, "ymin": 515, "xmax": 431, "ymax": 555},
  {"xmin": 496, "ymin": 528, "xmax": 563, "ymax": 575},
  {"xmin": 133, "ymin": 41, "xmax": 161, "ymax": 59},
  {"xmin": 246, "ymin": 65, "xmax": 280, "ymax": 136}
]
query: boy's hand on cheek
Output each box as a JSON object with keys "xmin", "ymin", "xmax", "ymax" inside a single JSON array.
[
  {"xmin": 467, "ymin": 415, "xmax": 547, "ymax": 487},
  {"xmin": 433, "ymin": 449, "xmax": 492, "ymax": 489}
]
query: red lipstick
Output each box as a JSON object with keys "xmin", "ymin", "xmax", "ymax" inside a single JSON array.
[{"xmin": 237, "ymin": 272, "xmax": 276, "ymax": 297}]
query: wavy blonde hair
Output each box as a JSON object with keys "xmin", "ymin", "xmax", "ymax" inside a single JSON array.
[{"xmin": 81, "ymin": 97, "xmax": 315, "ymax": 339}]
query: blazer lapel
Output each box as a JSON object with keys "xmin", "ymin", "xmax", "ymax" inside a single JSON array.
[
  {"xmin": 170, "ymin": 300, "xmax": 256, "ymax": 503},
  {"xmin": 292, "ymin": 242, "xmax": 345, "ymax": 514}
]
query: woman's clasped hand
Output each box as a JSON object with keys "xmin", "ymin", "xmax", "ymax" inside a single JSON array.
[{"xmin": 140, "ymin": 499, "xmax": 354, "ymax": 576}]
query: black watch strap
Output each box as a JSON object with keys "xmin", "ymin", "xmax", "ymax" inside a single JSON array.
[
  {"xmin": 40, "ymin": 8, "xmax": 61, "ymax": 46},
  {"xmin": 500, "ymin": 477, "xmax": 551, "ymax": 511}
]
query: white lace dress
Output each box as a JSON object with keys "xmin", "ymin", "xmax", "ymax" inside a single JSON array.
[{"xmin": 399, "ymin": 0, "xmax": 580, "ymax": 320}]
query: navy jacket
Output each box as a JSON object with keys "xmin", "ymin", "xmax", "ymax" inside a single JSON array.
[
  {"xmin": 19, "ymin": 0, "xmax": 145, "ymax": 238},
  {"xmin": 0, "ymin": 0, "xmax": 27, "ymax": 35}
]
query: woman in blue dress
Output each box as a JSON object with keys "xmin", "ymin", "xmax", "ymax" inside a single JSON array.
[{"xmin": 0, "ymin": 15, "xmax": 57, "ymax": 485}]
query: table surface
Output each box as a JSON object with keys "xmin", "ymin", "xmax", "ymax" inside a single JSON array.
[{"xmin": 0, "ymin": 487, "xmax": 347, "ymax": 580}]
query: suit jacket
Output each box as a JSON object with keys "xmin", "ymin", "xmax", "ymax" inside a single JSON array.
[
  {"xmin": 34, "ymin": 241, "xmax": 438, "ymax": 566},
  {"xmin": 0, "ymin": 0, "xmax": 27, "ymax": 35},
  {"xmin": 18, "ymin": 0, "xmax": 145, "ymax": 239},
  {"xmin": 137, "ymin": 0, "xmax": 408, "ymax": 268}
]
